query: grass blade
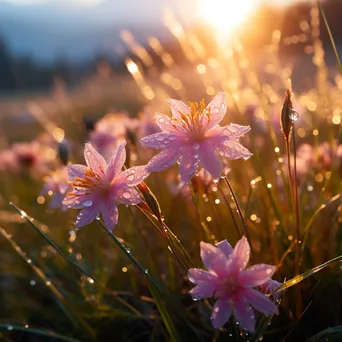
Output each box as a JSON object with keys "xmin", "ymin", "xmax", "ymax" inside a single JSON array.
[{"xmin": 0, "ymin": 323, "xmax": 81, "ymax": 342}]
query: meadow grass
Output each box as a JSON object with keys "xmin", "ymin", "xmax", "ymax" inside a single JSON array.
[{"xmin": 0, "ymin": 2, "xmax": 341, "ymax": 341}]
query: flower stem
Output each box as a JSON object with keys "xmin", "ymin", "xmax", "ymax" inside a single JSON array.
[
  {"xmin": 218, "ymin": 183, "xmax": 242, "ymax": 239},
  {"xmin": 292, "ymin": 121, "xmax": 302, "ymax": 320},
  {"xmin": 223, "ymin": 176, "xmax": 254, "ymax": 260},
  {"xmin": 189, "ymin": 182, "xmax": 213, "ymax": 243},
  {"xmin": 136, "ymin": 205, "xmax": 194, "ymax": 272}
]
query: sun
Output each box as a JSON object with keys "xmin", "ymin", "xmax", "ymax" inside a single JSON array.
[{"xmin": 197, "ymin": 0, "xmax": 259, "ymax": 35}]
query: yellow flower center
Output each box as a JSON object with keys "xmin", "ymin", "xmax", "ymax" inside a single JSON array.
[
  {"xmin": 71, "ymin": 168, "xmax": 109, "ymax": 194},
  {"xmin": 172, "ymin": 99, "xmax": 211, "ymax": 140},
  {"xmin": 225, "ymin": 276, "xmax": 238, "ymax": 294}
]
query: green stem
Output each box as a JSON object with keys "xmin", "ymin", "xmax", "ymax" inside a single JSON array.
[{"xmin": 223, "ymin": 176, "xmax": 254, "ymax": 260}]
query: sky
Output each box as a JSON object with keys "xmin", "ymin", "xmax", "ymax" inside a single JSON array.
[{"xmin": 0, "ymin": 0, "xmax": 309, "ymax": 63}]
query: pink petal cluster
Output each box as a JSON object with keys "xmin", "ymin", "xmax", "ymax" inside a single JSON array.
[
  {"xmin": 188, "ymin": 236, "xmax": 278, "ymax": 332},
  {"xmin": 141, "ymin": 92, "xmax": 252, "ymax": 183},
  {"xmin": 0, "ymin": 141, "xmax": 53, "ymax": 175},
  {"xmin": 41, "ymin": 167, "xmax": 71, "ymax": 211},
  {"xmin": 90, "ymin": 112, "xmax": 139, "ymax": 161},
  {"xmin": 63, "ymin": 141, "xmax": 149, "ymax": 230}
]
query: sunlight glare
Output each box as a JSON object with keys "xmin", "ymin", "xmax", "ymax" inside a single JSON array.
[{"xmin": 197, "ymin": 0, "xmax": 259, "ymax": 35}]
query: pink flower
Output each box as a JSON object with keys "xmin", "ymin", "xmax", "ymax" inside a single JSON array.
[
  {"xmin": 0, "ymin": 149, "xmax": 19, "ymax": 172},
  {"xmin": 11, "ymin": 141, "xmax": 52, "ymax": 174},
  {"xmin": 188, "ymin": 237, "xmax": 278, "ymax": 332},
  {"xmin": 141, "ymin": 92, "xmax": 252, "ymax": 183},
  {"xmin": 63, "ymin": 141, "xmax": 149, "ymax": 230},
  {"xmin": 41, "ymin": 167, "xmax": 71, "ymax": 211},
  {"xmin": 90, "ymin": 112, "xmax": 139, "ymax": 161},
  {"xmin": 259, "ymin": 279, "xmax": 283, "ymax": 303}
]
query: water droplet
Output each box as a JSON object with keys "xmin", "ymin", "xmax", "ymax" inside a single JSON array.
[
  {"xmin": 289, "ymin": 110, "xmax": 299, "ymax": 121},
  {"xmin": 123, "ymin": 191, "xmax": 131, "ymax": 199},
  {"xmin": 82, "ymin": 199, "xmax": 93, "ymax": 207},
  {"xmin": 7, "ymin": 326, "xmax": 13, "ymax": 331},
  {"xmin": 131, "ymin": 169, "xmax": 136, "ymax": 174},
  {"xmin": 194, "ymin": 154, "xmax": 199, "ymax": 158},
  {"xmin": 126, "ymin": 248, "xmax": 131, "ymax": 254},
  {"xmin": 144, "ymin": 269, "xmax": 149, "ymax": 274},
  {"xmin": 193, "ymin": 143, "xmax": 200, "ymax": 150},
  {"xmin": 30, "ymin": 280, "xmax": 36, "ymax": 286},
  {"xmin": 127, "ymin": 174, "xmax": 135, "ymax": 181}
]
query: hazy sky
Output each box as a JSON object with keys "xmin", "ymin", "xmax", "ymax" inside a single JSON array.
[{"xmin": 0, "ymin": 0, "xmax": 309, "ymax": 62}]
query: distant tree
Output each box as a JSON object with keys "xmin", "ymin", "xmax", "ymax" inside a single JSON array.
[{"xmin": 0, "ymin": 36, "xmax": 16, "ymax": 91}]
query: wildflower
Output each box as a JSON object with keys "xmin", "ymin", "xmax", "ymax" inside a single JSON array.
[
  {"xmin": 0, "ymin": 149, "xmax": 19, "ymax": 173},
  {"xmin": 141, "ymin": 92, "xmax": 252, "ymax": 183},
  {"xmin": 63, "ymin": 141, "xmax": 149, "ymax": 230},
  {"xmin": 11, "ymin": 141, "xmax": 53, "ymax": 175},
  {"xmin": 188, "ymin": 236, "xmax": 278, "ymax": 332},
  {"xmin": 90, "ymin": 112, "xmax": 139, "ymax": 161},
  {"xmin": 260, "ymin": 279, "xmax": 283, "ymax": 303},
  {"xmin": 41, "ymin": 167, "xmax": 71, "ymax": 211}
]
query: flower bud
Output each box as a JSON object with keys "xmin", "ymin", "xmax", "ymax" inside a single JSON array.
[{"xmin": 281, "ymin": 89, "xmax": 293, "ymax": 142}]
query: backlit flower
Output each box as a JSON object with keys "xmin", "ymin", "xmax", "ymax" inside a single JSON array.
[
  {"xmin": 141, "ymin": 92, "xmax": 252, "ymax": 183},
  {"xmin": 188, "ymin": 236, "xmax": 278, "ymax": 332},
  {"xmin": 90, "ymin": 112, "xmax": 139, "ymax": 161},
  {"xmin": 63, "ymin": 141, "xmax": 149, "ymax": 230},
  {"xmin": 41, "ymin": 167, "xmax": 71, "ymax": 211}
]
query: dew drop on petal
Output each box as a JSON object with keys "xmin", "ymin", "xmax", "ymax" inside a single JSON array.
[
  {"xmin": 82, "ymin": 199, "xmax": 93, "ymax": 207},
  {"xmin": 122, "ymin": 191, "xmax": 132, "ymax": 199},
  {"xmin": 127, "ymin": 174, "xmax": 135, "ymax": 181},
  {"xmin": 193, "ymin": 143, "xmax": 200, "ymax": 150}
]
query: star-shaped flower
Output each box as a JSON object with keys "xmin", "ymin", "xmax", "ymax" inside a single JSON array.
[
  {"xmin": 141, "ymin": 92, "xmax": 252, "ymax": 183},
  {"xmin": 63, "ymin": 141, "xmax": 149, "ymax": 230},
  {"xmin": 188, "ymin": 236, "xmax": 278, "ymax": 332}
]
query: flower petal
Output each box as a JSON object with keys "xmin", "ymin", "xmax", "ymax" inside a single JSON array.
[
  {"xmin": 231, "ymin": 236, "xmax": 251, "ymax": 272},
  {"xmin": 75, "ymin": 201, "xmax": 102, "ymax": 228},
  {"xmin": 63, "ymin": 193, "xmax": 93, "ymax": 209},
  {"xmin": 188, "ymin": 268, "xmax": 218, "ymax": 284},
  {"xmin": 141, "ymin": 132, "xmax": 178, "ymax": 149},
  {"xmin": 217, "ymin": 140, "xmax": 253, "ymax": 160},
  {"xmin": 216, "ymin": 240, "xmax": 233, "ymax": 258},
  {"xmin": 234, "ymin": 297, "xmax": 256, "ymax": 333},
  {"xmin": 66, "ymin": 164, "xmax": 88, "ymax": 181},
  {"xmin": 154, "ymin": 113, "xmax": 177, "ymax": 133},
  {"xmin": 200, "ymin": 241, "xmax": 228, "ymax": 277},
  {"xmin": 179, "ymin": 147, "xmax": 199, "ymax": 183},
  {"xmin": 189, "ymin": 284, "xmax": 216, "ymax": 300},
  {"xmin": 146, "ymin": 146, "xmax": 184, "ymax": 172},
  {"xmin": 167, "ymin": 98, "xmax": 190, "ymax": 120},
  {"xmin": 243, "ymin": 289, "xmax": 278, "ymax": 315},
  {"xmin": 198, "ymin": 141, "xmax": 222, "ymax": 179},
  {"xmin": 101, "ymin": 200, "xmax": 119, "ymax": 231},
  {"xmin": 113, "ymin": 186, "xmax": 142, "ymax": 205},
  {"xmin": 106, "ymin": 141, "xmax": 126, "ymax": 180},
  {"xmin": 211, "ymin": 299, "xmax": 233, "ymax": 329},
  {"xmin": 221, "ymin": 124, "xmax": 251, "ymax": 140},
  {"xmin": 239, "ymin": 265, "xmax": 275, "ymax": 287},
  {"xmin": 122, "ymin": 165, "xmax": 150, "ymax": 186},
  {"xmin": 206, "ymin": 92, "xmax": 227, "ymax": 130},
  {"xmin": 84, "ymin": 143, "xmax": 107, "ymax": 175}
]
